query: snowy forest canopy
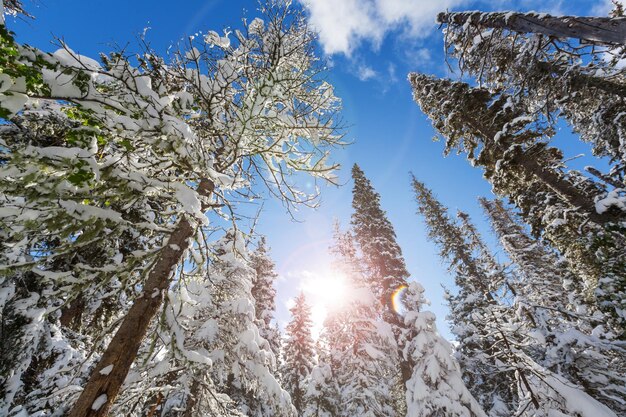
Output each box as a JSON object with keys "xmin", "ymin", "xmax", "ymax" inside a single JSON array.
[{"xmin": 0, "ymin": 1, "xmax": 625, "ymax": 416}]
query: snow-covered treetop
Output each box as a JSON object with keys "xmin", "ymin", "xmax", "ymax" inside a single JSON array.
[{"xmin": 0, "ymin": 0, "xmax": 344, "ymax": 301}]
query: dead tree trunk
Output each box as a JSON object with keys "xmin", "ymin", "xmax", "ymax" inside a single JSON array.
[
  {"xmin": 438, "ymin": 11, "xmax": 626, "ymax": 45},
  {"xmin": 67, "ymin": 179, "xmax": 214, "ymax": 417}
]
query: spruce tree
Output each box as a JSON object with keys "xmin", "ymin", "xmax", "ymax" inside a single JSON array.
[
  {"xmin": 401, "ymin": 281, "xmax": 487, "ymax": 417},
  {"xmin": 409, "ymin": 73, "xmax": 626, "ymax": 337},
  {"xmin": 302, "ymin": 340, "xmax": 340, "ymax": 417},
  {"xmin": 250, "ymin": 237, "xmax": 281, "ymax": 359},
  {"xmin": 429, "ymin": 7, "xmax": 626, "ymax": 338},
  {"xmin": 412, "ymin": 176, "xmax": 621, "ymax": 417},
  {"xmin": 281, "ymin": 292, "xmax": 316, "ymax": 414},
  {"xmin": 350, "ymin": 164, "xmax": 412, "ymax": 386},
  {"xmin": 439, "ymin": 9, "xmax": 626, "ymax": 191},
  {"xmin": 351, "ymin": 164, "xmax": 410, "ymax": 310},
  {"xmin": 412, "ymin": 176, "xmax": 517, "ymax": 416},
  {"xmin": 111, "ymin": 231, "xmax": 291, "ymax": 417},
  {"xmin": 481, "ymin": 198, "xmax": 626, "ymax": 414},
  {"xmin": 317, "ymin": 223, "xmax": 399, "ymax": 417}
]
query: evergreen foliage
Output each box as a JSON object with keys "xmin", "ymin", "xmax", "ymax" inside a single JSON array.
[
  {"xmin": 250, "ymin": 237, "xmax": 281, "ymax": 359},
  {"xmin": 413, "ymin": 176, "xmax": 623, "ymax": 417},
  {"xmin": 282, "ymin": 292, "xmax": 316, "ymax": 414}
]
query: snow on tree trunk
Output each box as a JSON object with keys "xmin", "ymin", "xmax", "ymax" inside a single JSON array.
[
  {"xmin": 68, "ymin": 185, "xmax": 211, "ymax": 417},
  {"xmin": 0, "ymin": 2, "xmax": 343, "ymax": 413},
  {"xmin": 437, "ymin": 11, "xmax": 626, "ymax": 45}
]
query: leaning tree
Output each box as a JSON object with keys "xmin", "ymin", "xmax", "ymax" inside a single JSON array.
[{"xmin": 0, "ymin": 2, "xmax": 344, "ymax": 415}]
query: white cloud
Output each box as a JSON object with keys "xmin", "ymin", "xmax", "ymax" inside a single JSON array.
[
  {"xmin": 300, "ymin": 0, "xmax": 601, "ymax": 56},
  {"xmin": 299, "ymin": 0, "xmax": 468, "ymax": 55},
  {"xmin": 405, "ymin": 47, "xmax": 431, "ymax": 66},
  {"xmin": 357, "ymin": 64, "xmax": 378, "ymax": 81}
]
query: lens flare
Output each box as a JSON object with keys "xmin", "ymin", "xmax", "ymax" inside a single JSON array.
[{"xmin": 391, "ymin": 285, "xmax": 408, "ymax": 314}]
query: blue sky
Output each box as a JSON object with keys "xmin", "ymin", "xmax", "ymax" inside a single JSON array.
[{"xmin": 9, "ymin": 0, "xmax": 617, "ymax": 337}]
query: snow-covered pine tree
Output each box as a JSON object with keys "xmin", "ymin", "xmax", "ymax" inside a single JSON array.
[
  {"xmin": 481, "ymin": 198, "xmax": 626, "ymax": 414},
  {"xmin": 408, "ymin": 73, "xmax": 626, "ymax": 338},
  {"xmin": 281, "ymin": 292, "xmax": 316, "ymax": 414},
  {"xmin": 250, "ymin": 237, "xmax": 281, "ymax": 360},
  {"xmin": 440, "ymin": 10, "xmax": 626, "ymax": 168},
  {"xmin": 350, "ymin": 164, "xmax": 412, "ymax": 388},
  {"xmin": 111, "ymin": 230, "xmax": 291, "ymax": 417},
  {"xmin": 203, "ymin": 231, "xmax": 292, "ymax": 417},
  {"xmin": 433, "ymin": 7, "xmax": 626, "ymax": 337},
  {"xmin": 401, "ymin": 281, "xmax": 486, "ymax": 417},
  {"xmin": 302, "ymin": 338, "xmax": 340, "ymax": 417},
  {"xmin": 0, "ymin": 1, "xmax": 344, "ymax": 414},
  {"xmin": 351, "ymin": 165, "xmax": 409, "ymax": 311},
  {"xmin": 412, "ymin": 176, "xmax": 622, "ymax": 417},
  {"xmin": 412, "ymin": 176, "xmax": 517, "ymax": 416}
]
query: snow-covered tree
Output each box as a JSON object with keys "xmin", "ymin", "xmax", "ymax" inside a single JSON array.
[
  {"xmin": 204, "ymin": 232, "xmax": 292, "ymax": 417},
  {"xmin": 0, "ymin": 1, "xmax": 343, "ymax": 414},
  {"xmin": 250, "ymin": 237, "xmax": 281, "ymax": 359},
  {"xmin": 350, "ymin": 164, "xmax": 412, "ymax": 391},
  {"xmin": 413, "ymin": 176, "xmax": 622, "ymax": 417},
  {"xmin": 481, "ymin": 198, "xmax": 626, "ymax": 414},
  {"xmin": 112, "ymin": 230, "xmax": 292, "ymax": 417},
  {"xmin": 302, "ymin": 342, "xmax": 339, "ymax": 417},
  {"xmin": 438, "ymin": 10, "xmax": 626, "ymax": 166},
  {"xmin": 412, "ymin": 176, "xmax": 517, "ymax": 416},
  {"xmin": 281, "ymin": 292, "xmax": 316, "ymax": 413},
  {"xmin": 310, "ymin": 223, "xmax": 399, "ymax": 417},
  {"xmin": 350, "ymin": 164, "xmax": 410, "ymax": 314},
  {"xmin": 408, "ymin": 73, "xmax": 626, "ymax": 337},
  {"xmin": 401, "ymin": 282, "xmax": 486, "ymax": 417},
  {"xmin": 430, "ymin": 8, "xmax": 626, "ymax": 337}
]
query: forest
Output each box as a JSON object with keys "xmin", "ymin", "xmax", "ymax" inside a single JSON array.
[{"xmin": 0, "ymin": 0, "xmax": 625, "ymax": 416}]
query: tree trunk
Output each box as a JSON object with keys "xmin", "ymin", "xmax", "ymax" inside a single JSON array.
[
  {"xmin": 60, "ymin": 296, "xmax": 85, "ymax": 330},
  {"xmin": 468, "ymin": 119, "xmax": 621, "ymax": 225},
  {"xmin": 438, "ymin": 11, "xmax": 626, "ymax": 45},
  {"xmin": 67, "ymin": 179, "xmax": 214, "ymax": 417}
]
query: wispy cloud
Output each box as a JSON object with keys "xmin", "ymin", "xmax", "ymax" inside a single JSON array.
[
  {"xmin": 300, "ymin": 0, "xmax": 469, "ymax": 55},
  {"xmin": 387, "ymin": 62, "xmax": 398, "ymax": 83},
  {"xmin": 357, "ymin": 64, "xmax": 378, "ymax": 81}
]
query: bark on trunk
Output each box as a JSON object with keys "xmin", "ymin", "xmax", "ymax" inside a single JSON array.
[
  {"xmin": 67, "ymin": 179, "xmax": 214, "ymax": 417},
  {"xmin": 438, "ymin": 11, "xmax": 626, "ymax": 45},
  {"xmin": 60, "ymin": 296, "xmax": 85, "ymax": 330},
  {"xmin": 468, "ymin": 119, "xmax": 622, "ymax": 225}
]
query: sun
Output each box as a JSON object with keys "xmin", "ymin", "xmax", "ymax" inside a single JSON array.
[
  {"xmin": 307, "ymin": 272, "xmax": 349, "ymax": 306},
  {"xmin": 300, "ymin": 270, "xmax": 350, "ymax": 334}
]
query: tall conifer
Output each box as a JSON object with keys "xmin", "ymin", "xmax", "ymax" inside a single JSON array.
[
  {"xmin": 413, "ymin": 176, "xmax": 621, "ymax": 417},
  {"xmin": 350, "ymin": 164, "xmax": 412, "ymax": 385},
  {"xmin": 250, "ymin": 237, "xmax": 281, "ymax": 359},
  {"xmin": 282, "ymin": 293, "xmax": 316, "ymax": 414}
]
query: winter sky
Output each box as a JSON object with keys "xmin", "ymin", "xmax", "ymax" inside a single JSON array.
[{"xmin": 11, "ymin": 0, "xmax": 621, "ymax": 338}]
